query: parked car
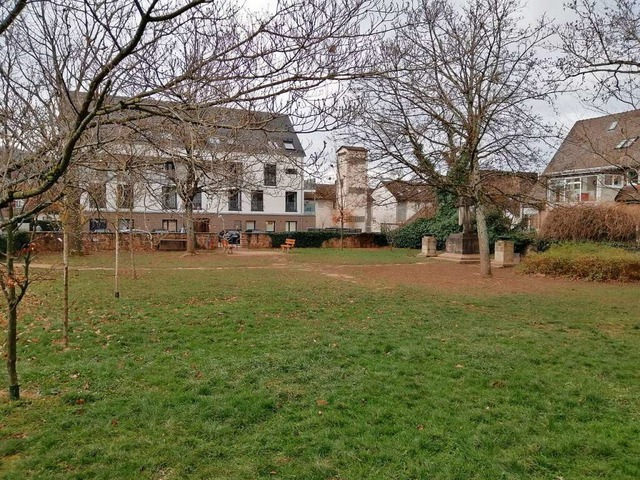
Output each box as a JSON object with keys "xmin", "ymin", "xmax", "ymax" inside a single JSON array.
[
  {"xmin": 245, "ymin": 228, "xmax": 265, "ymax": 234},
  {"xmin": 219, "ymin": 229, "xmax": 241, "ymax": 245}
]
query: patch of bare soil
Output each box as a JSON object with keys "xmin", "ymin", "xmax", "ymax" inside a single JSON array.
[{"xmin": 323, "ymin": 259, "xmax": 583, "ymax": 296}]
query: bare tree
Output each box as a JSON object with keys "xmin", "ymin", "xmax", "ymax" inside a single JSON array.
[
  {"xmin": 348, "ymin": 0, "xmax": 558, "ymax": 276},
  {"xmin": 0, "ymin": 0, "xmax": 213, "ymax": 400},
  {"xmin": 559, "ymin": 0, "xmax": 640, "ymax": 108},
  {"xmin": 1, "ymin": 0, "xmax": 392, "ymax": 398}
]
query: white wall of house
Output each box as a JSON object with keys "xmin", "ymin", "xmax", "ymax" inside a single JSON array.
[
  {"xmin": 314, "ymin": 199, "xmax": 334, "ymax": 229},
  {"xmin": 82, "ymin": 153, "xmax": 305, "ymax": 217}
]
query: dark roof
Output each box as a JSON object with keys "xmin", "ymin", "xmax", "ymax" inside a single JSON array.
[
  {"xmin": 72, "ymin": 92, "xmax": 305, "ymax": 157},
  {"xmin": 544, "ymin": 110, "xmax": 640, "ymax": 176},
  {"xmin": 382, "ymin": 180, "xmax": 435, "ymax": 203},
  {"xmin": 615, "ymin": 184, "xmax": 640, "ymax": 203},
  {"xmin": 314, "ymin": 183, "xmax": 336, "ymax": 201}
]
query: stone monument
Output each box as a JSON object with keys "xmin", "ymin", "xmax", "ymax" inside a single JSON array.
[{"xmin": 440, "ymin": 197, "xmax": 480, "ymax": 263}]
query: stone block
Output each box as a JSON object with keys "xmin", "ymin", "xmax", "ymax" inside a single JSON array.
[{"xmin": 420, "ymin": 235, "xmax": 438, "ymax": 256}]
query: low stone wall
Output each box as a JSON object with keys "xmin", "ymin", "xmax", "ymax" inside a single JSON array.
[
  {"xmin": 320, "ymin": 235, "xmax": 383, "ymax": 248},
  {"xmin": 30, "ymin": 232, "xmax": 220, "ymax": 254},
  {"xmin": 240, "ymin": 233, "xmax": 273, "ymax": 249}
]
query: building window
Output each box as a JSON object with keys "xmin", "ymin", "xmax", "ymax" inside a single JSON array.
[
  {"xmin": 285, "ymin": 221, "xmax": 297, "ymax": 232},
  {"xmin": 251, "ymin": 190, "xmax": 264, "ymax": 211},
  {"xmin": 615, "ymin": 137, "xmax": 638, "ymax": 149},
  {"xmin": 627, "ymin": 169, "xmax": 638, "ymax": 183},
  {"xmin": 304, "ymin": 199, "xmax": 315, "ymax": 214},
  {"xmin": 264, "ymin": 164, "xmax": 277, "ymax": 186},
  {"xmin": 116, "ymin": 183, "xmax": 134, "ymax": 210},
  {"xmin": 164, "ymin": 161, "xmax": 176, "ymax": 179},
  {"xmin": 162, "ymin": 219, "xmax": 178, "ymax": 232},
  {"xmin": 229, "ymin": 162, "xmax": 243, "ymax": 182},
  {"xmin": 228, "ymin": 189, "xmax": 241, "ymax": 211},
  {"xmin": 285, "ymin": 191, "xmax": 297, "ymax": 212},
  {"xmin": 89, "ymin": 218, "xmax": 108, "ymax": 232},
  {"xmin": 283, "ymin": 139, "xmax": 296, "ymax": 151},
  {"xmin": 608, "ymin": 120, "xmax": 619, "ymax": 131},
  {"xmin": 246, "ymin": 220, "xmax": 256, "ymax": 231},
  {"xmin": 604, "ymin": 174, "xmax": 624, "ymax": 187},
  {"xmin": 13, "ymin": 199, "xmax": 25, "ymax": 209},
  {"xmin": 192, "ymin": 192, "xmax": 203, "ymax": 210},
  {"xmin": 162, "ymin": 185, "xmax": 178, "ymax": 209},
  {"xmin": 87, "ymin": 183, "xmax": 107, "ymax": 209},
  {"xmin": 266, "ymin": 221, "xmax": 275, "ymax": 232},
  {"xmin": 195, "ymin": 218, "xmax": 210, "ymax": 233},
  {"xmin": 285, "ymin": 167, "xmax": 297, "ymax": 175}
]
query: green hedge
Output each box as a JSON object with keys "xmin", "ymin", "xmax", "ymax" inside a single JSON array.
[
  {"xmin": 267, "ymin": 231, "xmax": 388, "ymax": 248},
  {"xmin": 518, "ymin": 242, "xmax": 640, "ymax": 282}
]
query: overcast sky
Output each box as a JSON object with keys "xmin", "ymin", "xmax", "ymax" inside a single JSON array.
[{"xmin": 241, "ymin": 0, "xmax": 622, "ymax": 174}]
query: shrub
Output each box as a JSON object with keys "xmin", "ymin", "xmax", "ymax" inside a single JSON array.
[
  {"xmin": 518, "ymin": 242, "xmax": 640, "ymax": 282},
  {"xmin": 390, "ymin": 193, "xmax": 460, "ymax": 249},
  {"xmin": 0, "ymin": 231, "xmax": 33, "ymax": 254},
  {"xmin": 267, "ymin": 231, "xmax": 388, "ymax": 248},
  {"xmin": 541, "ymin": 204, "xmax": 640, "ymax": 243},
  {"xmin": 390, "ymin": 199, "xmax": 518, "ymax": 251}
]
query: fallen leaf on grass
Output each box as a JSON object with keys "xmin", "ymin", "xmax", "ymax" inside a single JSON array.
[{"xmin": 316, "ymin": 399, "xmax": 329, "ymax": 407}]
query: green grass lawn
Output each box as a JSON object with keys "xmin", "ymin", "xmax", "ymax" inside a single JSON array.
[{"xmin": 1, "ymin": 250, "xmax": 639, "ymax": 479}]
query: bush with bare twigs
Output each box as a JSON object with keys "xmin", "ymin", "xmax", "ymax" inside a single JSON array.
[{"xmin": 540, "ymin": 204, "xmax": 640, "ymax": 243}]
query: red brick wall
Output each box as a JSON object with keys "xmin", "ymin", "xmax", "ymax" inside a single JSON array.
[{"xmin": 30, "ymin": 232, "xmax": 220, "ymax": 253}]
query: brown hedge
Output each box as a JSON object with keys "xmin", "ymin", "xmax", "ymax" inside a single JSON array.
[{"xmin": 540, "ymin": 203, "xmax": 640, "ymax": 242}]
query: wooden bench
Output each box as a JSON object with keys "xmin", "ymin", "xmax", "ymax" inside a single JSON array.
[{"xmin": 280, "ymin": 238, "xmax": 295, "ymax": 252}]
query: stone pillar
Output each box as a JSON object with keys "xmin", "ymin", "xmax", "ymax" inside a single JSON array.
[
  {"xmin": 420, "ymin": 235, "xmax": 438, "ymax": 257},
  {"xmin": 494, "ymin": 240, "xmax": 515, "ymax": 266}
]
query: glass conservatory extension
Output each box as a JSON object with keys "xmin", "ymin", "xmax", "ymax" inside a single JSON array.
[{"xmin": 547, "ymin": 173, "xmax": 627, "ymax": 203}]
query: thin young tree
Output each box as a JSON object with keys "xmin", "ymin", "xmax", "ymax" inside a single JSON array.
[
  {"xmin": 2, "ymin": 0, "xmax": 393, "ymax": 398},
  {"xmin": 0, "ymin": 0, "xmax": 215, "ymax": 400}
]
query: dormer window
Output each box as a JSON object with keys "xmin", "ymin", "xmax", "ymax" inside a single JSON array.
[
  {"xmin": 607, "ymin": 120, "xmax": 618, "ymax": 131},
  {"xmin": 614, "ymin": 137, "xmax": 638, "ymax": 149},
  {"xmin": 283, "ymin": 139, "xmax": 295, "ymax": 151}
]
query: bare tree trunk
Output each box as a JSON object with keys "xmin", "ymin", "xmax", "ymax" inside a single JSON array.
[
  {"xmin": 62, "ymin": 230, "xmax": 69, "ymax": 348},
  {"xmin": 475, "ymin": 203, "xmax": 492, "ymax": 277},
  {"xmin": 185, "ymin": 201, "xmax": 196, "ymax": 254},
  {"xmin": 5, "ymin": 214, "xmax": 19, "ymax": 400},
  {"xmin": 128, "ymin": 205, "xmax": 137, "ymax": 279},
  {"xmin": 114, "ymin": 213, "xmax": 120, "ymax": 299},
  {"xmin": 63, "ymin": 179, "xmax": 84, "ymax": 256}
]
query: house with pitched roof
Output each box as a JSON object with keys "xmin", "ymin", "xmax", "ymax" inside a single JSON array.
[
  {"xmin": 312, "ymin": 146, "xmax": 436, "ymax": 232},
  {"xmin": 542, "ymin": 110, "xmax": 640, "ymax": 205},
  {"xmin": 77, "ymin": 98, "xmax": 313, "ymax": 234}
]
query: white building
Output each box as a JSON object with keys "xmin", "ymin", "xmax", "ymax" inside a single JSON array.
[
  {"xmin": 80, "ymin": 103, "xmax": 315, "ymax": 233},
  {"xmin": 313, "ymin": 146, "xmax": 435, "ymax": 232}
]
